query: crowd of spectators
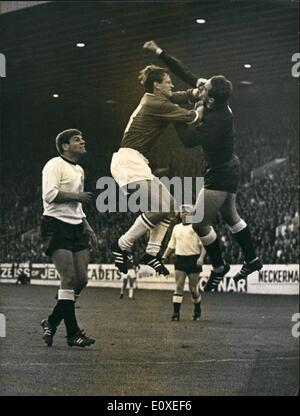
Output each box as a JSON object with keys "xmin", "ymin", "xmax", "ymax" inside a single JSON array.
[{"xmin": 1, "ymin": 114, "xmax": 298, "ymax": 266}]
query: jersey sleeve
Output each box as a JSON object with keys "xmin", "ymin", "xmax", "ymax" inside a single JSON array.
[
  {"xmin": 170, "ymin": 89, "xmax": 199, "ymax": 105},
  {"xmin": 159, "ymin": 51, "xmax": 199, "ymax": 87},
  {"xmin": 42, "ymin": 159, "xmax": 61, "ymax": 204},
  {"xmin": 147, "ymin": 99, "xmax": 199, "ymax": 124}
]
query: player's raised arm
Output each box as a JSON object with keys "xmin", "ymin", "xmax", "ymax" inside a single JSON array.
[{"xmin": 143, "ymin": 40, "xmax": 206, "ymax": 88}]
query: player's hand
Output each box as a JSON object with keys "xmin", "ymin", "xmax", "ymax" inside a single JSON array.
[
  {"xmin": 196, "ymin": 258, "xmax": 203, "ymax": 272},
  {"xmin": 197, "ymin": 78, "xmax": 208, "ymax": 87},
  {"xmin": 143, "ymin": 40, "xmax": 160, "ymax": 53},
  {"xmin": 83, "ymin": 227, "xmax": 98, "ymax": 249},
  {"xmin": 194, "ymin": 100, "xmax": 204, "ymax": 110},
  {"xmin": 194, "ymin": 102, "xmax": 204, "ymax": 122},
  {"xmin": 196, "ymin": 258, "xmax": 203, "ymax": 267},
  {"xmin": 77, "ymin": 192, "xmax": 93, "ymax": 204}
]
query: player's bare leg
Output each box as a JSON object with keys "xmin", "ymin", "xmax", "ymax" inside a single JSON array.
[
  {"xmin": 73, "ymin": 249, "xmax": 89, "ymax": 296},
  {"xmin": 120, "ymin": 276, "xmax": 128, "ymax": 299},
  {"xmin": 128, "ymin": 277, "xmax": 135, "ymax": 299}
]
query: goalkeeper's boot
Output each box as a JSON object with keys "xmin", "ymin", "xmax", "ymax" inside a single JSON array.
[
  {"xmin": 204, "ymin": 263, "xmax": 230, "ymax": 292},
  {"xmin": 234, "ymin": 258, "xmax": 262, "ymax": 282}
]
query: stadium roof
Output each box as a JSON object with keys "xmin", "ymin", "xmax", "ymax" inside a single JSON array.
[{"xmin": 0, "ymin": 0, "xmax": 298, "ymax": 105}]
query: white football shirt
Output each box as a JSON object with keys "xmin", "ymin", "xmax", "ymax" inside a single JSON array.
[
  {"xmin": 42, "ymin": 156, "xmax": 86, "ymax": 224},
  {"xmin": 167, "ymin": 223, "xmax": 203, "ymax": 256}
]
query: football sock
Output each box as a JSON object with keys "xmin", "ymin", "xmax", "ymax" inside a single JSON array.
[
  {"xmin": 119, "ymin": 214, "xmax": 155, "ymax": 252},
  {"xmin": 57, "ymin": 289, "xmax": 79, "ymax": 337},
  {"xmin": 194, "ymin": 302, "xmax": 201, "ymax": 315},
  {"xmin": 229, "ymin": 220, "xmax": 257, "ymax": 262},
  {"xmin": 48, "ymin": 292, "xmax": 64, "ymax": 328},
  {"xmin": 146, "ymin": 218, "xmax": 172, "ymax": 256},
  {"xmin": 173, "ymin": 293, "xmax": 183, "ymax": 314},
  {"xmin": 199, "ymin": 227, "xmax": 225, "ymax": 269}
]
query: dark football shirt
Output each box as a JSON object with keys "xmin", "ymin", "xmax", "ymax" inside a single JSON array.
[
  {"xmin": 159, "ymin": 51, "xmax": 235, "ymax": 167},
  {"xmin": 120, "ymin": 92, "xmax": 198, "ymax": 159}
]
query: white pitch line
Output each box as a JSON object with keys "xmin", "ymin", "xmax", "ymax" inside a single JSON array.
[{"xmin": 1, "ymin": 356, "xmax": 298, "ymax": 368}]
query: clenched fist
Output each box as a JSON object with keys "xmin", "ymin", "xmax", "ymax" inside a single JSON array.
[{"xmin": 143, "ymin": 40, "xmax": 160, "ymax": 53}]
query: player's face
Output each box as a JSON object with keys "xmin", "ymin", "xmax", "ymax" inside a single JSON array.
[
  {"xmin": 67, "ymin": 134, "xmax": 86, "ymax": 156},
  {"xmin": 180, "ymin": 211, "xmax": 190, "ymax": 225},
  {"xmin": 199, "ymin": 79, "xmax": 213, "ymax": 103},
  {"xmin": 159, "ymin": 74, "xmax": 174, "ymax": 98}
]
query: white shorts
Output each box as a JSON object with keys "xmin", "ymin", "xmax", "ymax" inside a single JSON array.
[{"xmin": 110, "ymin": 148, "xmax": 154, "ymax": 187}]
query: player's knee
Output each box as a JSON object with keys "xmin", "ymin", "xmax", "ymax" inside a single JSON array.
[
  {"xmin": 190, "ymin": 287, "xmax": 199, "ymax": 298},
  {"xmin": 59, "ymin": 268, "xmax": 75, "ymax": 287},
  {"xmin": 222, "ymin": 214, "xmax": 238, "ymax": 227},
  {"xmin": 192, "ymin": 222, "xmax": 211, "ymax": 238},
  {"xmin": 175, "ymin": 283, "xmax": 184, "ymax": 293}
]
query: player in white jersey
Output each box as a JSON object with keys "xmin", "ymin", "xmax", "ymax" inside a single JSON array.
[
  {"xmin": 163, "ymin": 205, "xmax": 206, "ymax": 321},
  {"xmin": 110, "ymin": 64, "xmax": 203, "ymax": 276},
  {"xmin": 40, "ymin": 129, "xmax": 97, "ymax": 348},
  {"xmin": 119, "ymin": 257, "xmax": 138, "ymax": 300}
]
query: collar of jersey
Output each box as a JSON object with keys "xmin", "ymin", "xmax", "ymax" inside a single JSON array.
[{"xmin": 60, "ymin": 155, "xmax": 77, "ymax": 165}]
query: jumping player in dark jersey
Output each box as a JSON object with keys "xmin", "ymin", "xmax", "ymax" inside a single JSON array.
[{"xmin": 143, "ymin": 40, "xmax": 262, "ymax": 291}]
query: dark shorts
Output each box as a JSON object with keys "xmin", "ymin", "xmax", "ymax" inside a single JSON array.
[
  {"xmin": 175, "ymin": 255, "xmax": 202, "ymax": 274},
  {"xmin": 204, "ymin": 154, "xmax": 240, "ymax": 194},
  {"xmin": 41, "ymin": 216, "xmax": 89, "ymax": 257}
]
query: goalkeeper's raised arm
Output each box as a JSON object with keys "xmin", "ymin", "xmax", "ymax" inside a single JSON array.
[{"xmin": 143, "ymin": 40, "xmax": 207, "ymax": 88}]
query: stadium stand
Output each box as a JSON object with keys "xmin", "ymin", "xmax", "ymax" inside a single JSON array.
[{"xmin": 1, "ymin": 111, "xmax": 298, "ymax": 265}]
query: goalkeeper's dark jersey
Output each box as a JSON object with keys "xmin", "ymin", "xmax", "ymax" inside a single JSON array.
[
  {"xmin": 159, "ymin": 51, "xmax": 235, "ymax": 168},
  {"xmin": 121, "ymin": 92, "xmax": 198, "ymax": 160},
  {"xmin": 175, "ymin": 104, "xmax": 234, "ymax": 168}
]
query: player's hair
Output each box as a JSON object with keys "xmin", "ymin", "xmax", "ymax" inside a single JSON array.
[
  {"xmin": 209, "ymin": 75, "xmax": 232, "ymax": 104},
  {"xmin": 55, "ymin": 129, "xmax": 82, "ymax": 154},
  {"xmin": 138, "ymin": 64, "xmax": 169, "ymax": 93}
]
